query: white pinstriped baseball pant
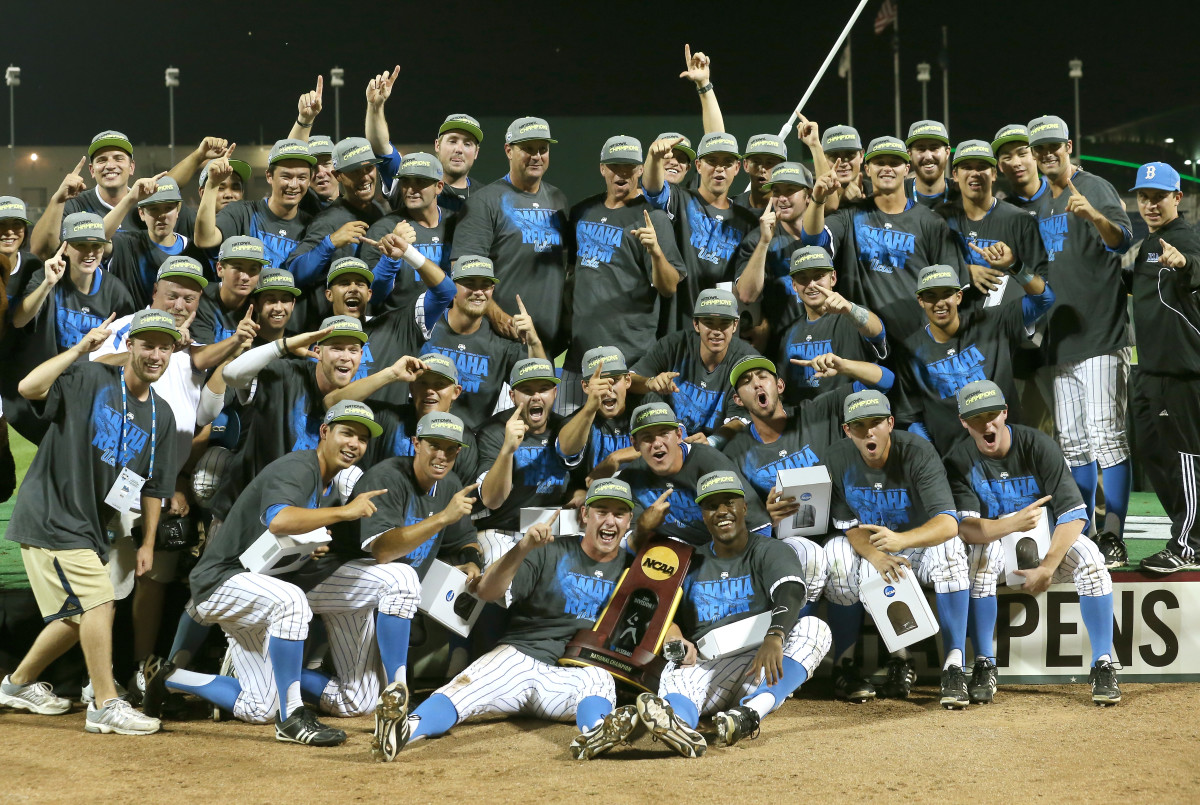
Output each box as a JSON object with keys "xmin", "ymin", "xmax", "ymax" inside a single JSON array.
[
  {"xmin": 658, "ymin": 617, "xmax": 831, "ymax": 716},
  {"xmin": 967, "ymin": 537, "xmax": 1112, "ymax": 598},
  {"xmin": 781, "ymin": 536, "xmax": 829, "ymax": 603},
  {"xmin": 823, "ymin": 535, "xmax": 970, "ymax": 605},
  {"xmin": 435, "ymin": 644, "xmax": 616, "ymax": 723},
  {"xmin": 1048, "ymin": 349, "xmax": 1131, "ymax": 469}
]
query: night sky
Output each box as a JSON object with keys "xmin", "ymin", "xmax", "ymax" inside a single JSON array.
[{"xmin": 5, "ymin": 0, "xmax": 1194, "ymax": 150}]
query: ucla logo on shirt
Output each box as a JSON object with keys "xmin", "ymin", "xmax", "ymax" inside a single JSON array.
[{"xmin": 501, "ymin": 195, "xmax": 562, "ymax": 252}]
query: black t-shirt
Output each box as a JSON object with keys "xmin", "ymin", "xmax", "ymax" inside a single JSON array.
[
  {"xmin": 360, "ymin": 208, "xmax": 457, "ymax": 317},
  {"xmin": 367, "ymin": 403, "xmax": 479, "ymax": 485},
  {"xmin": 7, "ymin": 362, "xmax": 178, "ymax": 558},
  {"xmin": 944, "ymin": 197, "xmax": 1047, "ymax": 308},
  {"xmin": 18, "ymin": 268, "xmax": 136, "ymax": 361},
  {"xmin": 420, "ymin": 314, "xmax": 525, "ymax": 429},
  {"xmin": 191, "ymin": 282, "xmax": 244, "ymax": 346},
  {"xmin": 215, "ymin": 199, "xmax": 312, "ymax": 269},
  {"xmin": 108, "ymin": 231, "xmax": 207, "ymax": 309},
  {"xmin": 286, "ymin": 198, "xmax": 390, "ymax": 284},
  {"xmin": 566, "ymin": 193, "xmax": 685, "ymax": 371},
  {"xmin": 777, "ymin": 311, "xmax": 885, "ymax": 405},
  {"xmin": 731, "ymin": 227, "xmax": 807, "ymax": 333},
  {"xmin": 1130, "ymin": 217, "xmax": 1200, "ymax": 377},
  {"xmin": 475, "ymin": 412, "xmax": 576, "ymax": 531}
]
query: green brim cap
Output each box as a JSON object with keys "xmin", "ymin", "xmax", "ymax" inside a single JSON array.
[
  {"xmin": 729, "ymin": 356, "xmax": 777, "ymax": 389},
  {"xmin": 905, "ymin": 120, "xmax": 950, "ymax": 147},
  {"xmin": 439, "ymin": 114, "xmax": 484, "ymax": 144},
  {"xmin": 843, "ymin": 389, "xmax": 891, "ymax": 423},
  {"xmin": 156, "ymin": 255, "xmax": 208, "ymax": 289},
  {"xmin": 789, "ymin": 245, "xmax": 835, "ymax": 274},
  {"xmin": 332, "ymin": 137, "xmax": 380, "ymax": 173},
  {"xmin": 582, "ymin": 345, "xmax": 628, "ymax": 377},
  {"xmin": 762, "ymin": 162, "xmax": 813, "ymax": 190},
  {"xmin": 417, "ymin": 352, "xmax": 460, "ymax": 384},
  {"xmin": 62, "ymin": 212, "xmax": 109, "ymax": 243},
  {"xmin": 325, "ymin": 399, "xmax": 383, "ymax": 438},
  {"xmin": 696, "ymin": 132, "xmax": 741, "ymax": 159},
  {"xmin": 89, "ymin": 130, "xmax": 133, "ymax": 158},
  {"xmin": 506, "ymin": 117, "xmax": 556, "ymax": 145},
  {"xmin": 510, "ymin": 358, "xmax": 559, "ymax": 387},
  {"xmin": 1027, "ymin": 115, "xmax": 1070, "ymax": 146},
  {"xmin": 630, "ymin": 402, "xmax": 680, "ymax": 435},
  {"xmin": 451, "ymin": 255, "xmax": 497, "ymax": 283},
  {"xmin": 415, "ymin": 411, "xmax": 468, "ymax": 445},
  {"xmin": 951, "ymin": 140, "xmax": 996, "ymax": 167},
  {"xmin": 957, "ymin": 379, "xmax": 1008, "ymax": 418},
  {"xmin": 600, "ymin": 135, "xmax": 644, "ymax": 164},
  {"xmin": 254, "ymin": 268, "xmax": 301, "ymax": 297},
  {"xmin": 743, "ymin": 134, "xmax": 787, "ymax": 160},
  {"xmin": 991, "ymin": 124, "xmax": 1030, "ymax": 152},
  {"xmin": 268, "ymin": 138, "xmax": 317, "ymax": 166},
  {"xmin": 318, "ymin": 315, "xmax": 368, "ymax": 343},
  {"xmin": 693, "ymin": 288, "xmax": 739, "ymax": 319},
  {"xmin": 397, "ymin": 152, "xmax": 444, "ymax": 182},
  {"xmin": 695, "ymin": 470, "xmax": 745, "ymax": 502},
  {"xmin": 327, "ymin": 257, "xmax": 374, "ymax": 286},
  {"xmin": 199, "ymin": 158, "xmax": 252, "ymax": 189},
  {"xmin": 128, "ymin": 308, "xmax": 182, "ymax": 341},
  {"xmin": 655, "ymin": 131, "xmax": 695, "ymax": 160},
  {"xmin": 584, "ymin": 478, "xmax": 635, "ymax": 509},
  {"xmin": 138, "ymin": 177, "xmax": 182, "ymax": 208},
  {"xmin": 821, "ymin": 125, "xmax": 862, "ymax": 152},
  {"xmin": 0, "ymin": 196, "xmax": 31, "ymax": 224},
  {"xmin": 218, "ymin": 235, "xmax": 269, "ymax": 265},
  {"xmin": 864, "ymin": 136, "xmax": 910, "ymax": 163},
  {"xmin": 916, "ymin": 264, "xmax": 961, "ymax": 295}
]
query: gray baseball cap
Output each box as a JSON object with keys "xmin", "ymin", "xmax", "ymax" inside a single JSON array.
[
  {"xmin": 89, "ymin": 130, "xmax": 133, "ymax": 158},
  {"xmin": 630, "ymin": 402, "xmax": 680, "ymax": 435},
  {"xmin": 268, "ymin": 138, "xmax": 317, "ymax": 166},
  {"xmin": 307, "ymin": 135, "xmax": 335, "ymax": 157},
  {"xmin": 916, "ymin": 265, "xmax": 962, "ymax": 295},
  {"xmin": 510, "ymin": 358, "xmax": 559, "ymax": 388},
  {"xmin": 582, "ymin": 345, "xmax": 629, "ymax": 377},
  {"xmin": 62, "ymin": 212, "xmax": 109, "ymax": 243},
  {"xmin": 762, "ymin": 162, "xmax": 814, "ymax": 190},
  {"xmin": 318, "ymin": 315, "xmax": 368, "ymax": 344},
  {"xmin": 906, "ymin": 120, "xmax": 950, "ymax": 147},
  {"xmin": 138, "ymin": 176, "xmax": 182, "ymax": 208},
  {"xmin": 417, "ymin": 352, "xmax": 460, "ymax": 384},
  {"xmin": 397, "ymin": 151, "xmax": 444, "ymax": 182},
  {"xmin": 693, "ymin": 288, "xmax": 739, "ymax": 320},
  {"xmin": 415, "ymin": 411, "xmax": 468, "ymax": 445},
  {"xmin": 505, "ymin": 117, "xmax": 556, "ymax": 145},
  {"xmin": 439, "ymin": 114, "xmax": 484, "ymax": 144},
  {"xmin": 325, "ymin": 399, "xmax": 383, "ymax": 438},
  {"xmin": 729, "ymin": 356, "xmax": 778, "ymax": 389},
  {"xmin": 254, "ymin": 268, "xmax": 301, "ymax": 297},
  {"xmin": 656, "ymin": 132, "xmax": 696, "ymax": 160},
  {"xmin": 198, "ymin": 158, "xmax": 252, "ymax": 189},
  {"xmin": 864, "ymin": 136, "xmax": 911, "ymax": 163},
  {"xmin": 332, "ymin": 137, "xmax": 380, "ymax": 173},
  {"xmin": 0, "ymin": 196, "xmax": 31, "ymax": 224},
  {"xmin": 326, "ymin": 256, "xmax": 374, "ymax": 286},
  {"xmin": 1027, "ymin": 115, "xmax": 1070, "ymax": 146},
  {"xmin": 743, "ymin": 134, "xmax": 788, "ymax": 160},
  {"xmin": 821, "ymin": 125, "xmax": 863, "ymax": 152},
  {"xmin": 952, "ymin": 140, "xmax": 997, "ymax": 167},
  {"xmin": 218, "ymin": 235, "xmax": 269, "ymax": 265},
  {"xmin": 696, "ymin": 132, "xmax": 741, "ymax": 159},
  {"xmin": 584, "ymin": 477, "xmax": 635, "ymax": 508},
  {"xmin": 991, "ymin": 124, "xmax": 1030, "ymax": 152},
  {"xmin": 600, "ymin": 135, "xmax": 644, "ymax": 165},
  {"xmin": 128, "ymin": 308, "xmax": 182, "ymax": 342},
  {"xmin": 957, "ymin": 380, "xmax": 1008, "ymax": 418},
  {"xmin": 843, "ymin": 389, "xmax": 892, "ymax": 423},
  {"xmin": 789, "ymin": 245, "xmax": 835, "ymax": 274},
  {"xmin": 156, "ymin": 255, "xmax": 208, "ymax": 289},
  {"xmin": 695, "ymin": 470, "xmax": 746, "ymax": 503},
  {"xmin": 451, "ymin": 255, "xmax": 497, "ymax": 284}
]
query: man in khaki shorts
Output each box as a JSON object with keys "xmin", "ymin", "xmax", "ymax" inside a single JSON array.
[{"xmin": 0, "ymin": 309, "xmax": 181, "ymax": 734}]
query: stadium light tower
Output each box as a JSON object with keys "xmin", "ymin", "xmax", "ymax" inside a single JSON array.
[
  {"xmin": 5, "ymin": 65, "xmax": 19, "ymax": 187},
  {"xmin": 1068, "ymin": 59, "xmax": 1083, "ymax": 159},
  {"xmin": 330, "ymin": 67, "xmax": 345, "ymax": 141},
  {"xmin": 165, "ymin": 66, "xmax": 180, "ymax": 166},
  {"xmin": 916, "ymin": 63, "xmax": 930, "ymax": 119}
]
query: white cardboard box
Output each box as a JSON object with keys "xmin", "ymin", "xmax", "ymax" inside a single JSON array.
[
  {"xmin": 519, "ymin": 507, "xmax": 581, "ymax": 536},
  {"xmin": 695, "ymin": 611, "xmax": 772, "ymax": 661},
  {"xmin": 1000, "ymin": 506, "xmax": 1051, "ymax": 588},
  {"xmin": 773, "ymin": 466, "xmax": 832, "ymax": 538},
  {"xmin": 419, "ymin": 560, "xmax": 486, "ymax": 637},
  {"xmin": 860, "ymin": 570, "xmax": 940, "ymax": 652},
  {"xmin": 239, "ymin": 527, "xmax": 330, "ymax": 576}
]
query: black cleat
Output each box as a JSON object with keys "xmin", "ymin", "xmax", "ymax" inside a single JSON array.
[
  {"xmin": 1089, "ymin": 660, "xmax": 1121, "ymax": 706},
  {"xmin": 714, "ymin": 705, "xmax": 760, "ymax": 747},
  {"xmin": 968, "ymin": 658, "xmax": 997, "ymax": 705},
  {"xmin": 940, "ymin": 665, "xmax": 970, "ymax": 709},
  {"xmin": 275, "ymin": 707, "xmax": 348, "ymax": 746},
  {"xmin": 140, "ymin": 655, "xmax": 174, "ymax": 719},
  {"xmin": 1140, "ymin": 548, "xmax": 1200, "ymax": 575},
  {"xmin": 832, "ymin": 658, "xmax": 876, "ymax": 703},
  {"xmin": 879, "ymin": 656, "xmax": 916, "ymax": 700},
  {"xmin": 1095, "ymin": 531, "xmax": 1128, "ymax": 569}
]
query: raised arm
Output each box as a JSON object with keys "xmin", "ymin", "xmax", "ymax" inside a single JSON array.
[
  {"xmin": 371, "ymin": 484, "xmax": 478, "ymax": 564},
  {"xmin": 194, "ymin": 147, "xmax": 237, "ymax": 249},
  {"xmin": 168, "ymin": 137, "xmax": 231, "ymax": 188},
  {"xmin": 29, "ymin": 156, "xmax": 88, "ymax": 259},
  {"xmin": 680, "ymin": 45, "xmax": 723, "ymax": 135},
  {"xmin": 288, "ymin": 75, "xmax": 323, "ymax": 142},
  {"xmin": 364, "ymin": 66, "xmax": 400, "ymax": 159},
  {"xmin": 473, "ymin": 513, "xmax": 556, "ymax": 602},
  {"xmin": 19, "ymin": 313, "xmax": 116, "ymax": 400}
]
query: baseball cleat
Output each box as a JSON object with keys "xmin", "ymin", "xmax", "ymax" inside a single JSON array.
[
  {"xmin": 1095, "ymin": 531, "xmax": 1128, "ymax": 569},
  {"xmin": 570, "ymin": 704, "xmax": 642, "ymax": 760},
  {"xmin": 879, "ymin": 656, "xmax": 916, "ymax": 699},
  {"xmin": 275, "ymin": 706, "xmax": 347, "ymax": 747},
  {"xmin": 372, "ymin": 681, "xmax": 411, "ymax": 762},
  {"xmin": 85, "ymin": 698, "xmax": 161, "ymax": 735},
  {"xmin": 1139, "ymin": 548, "xmax": 1200, "ymax": 575},
  {"xmin": 968, "ymin": 658, "xmax": 998, "ymax": 705},
  {"xmin": 140, "ymin": 655, "xmax": 174, "ymax": 719},
  {"xmin": 0, "ymin": 675, "xmax": 71, "ymax": 715},
  {"xmin": 940, "ymin": 665, "xmax": 970, "ymax": 709},
  {"xmin": 832, "ymin": 658, "xmax": 876, "ymax": 703},
  {"xmin": 635, "ymin": 693, "xmax": 706, "ymax": 758},
  {"xmin": 1089, "ymin": 660, "xmax": 1121, "ymax": 706},
  {"xmin": 714, "ymin": 705, "xmax": 760, "ymax": 747}
]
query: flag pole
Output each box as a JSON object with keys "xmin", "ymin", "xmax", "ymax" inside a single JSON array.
[
  {"xmin": 941, "ymin": 25, "xmax": 949, "ymax": 128},
  {"xmin": 776, "ymin": 0, "xmax": 870, "ymax": 138},
  {"xmin": 893, "ymin": 4, "xmax": 901, "ymax": 136},
  {"xmin": 846, "ymin": 40, "xmax": 854, "ymax": 127}
]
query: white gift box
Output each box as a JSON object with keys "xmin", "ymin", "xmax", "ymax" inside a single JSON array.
[
  {"xmin": 773, "ymin": 466, "xmax": 832, "ymax": 538},
  {"xmin": 239, "ymin": 527, "xmax": 330, "ymax": 576},
  {"xmin": 519, "ymin": 507, "xmax": 581, "ymax": 536},
  {"xmin": 1000, "ymin": 506, "xmax": 1051, "ymax": 588},
  {"xmin": 695, "ymin": 611, "xmax": 772, "ymax": 661},
  {"xmin": 860, "ymin": 569, "xmax": 940, "ymax": 652},
  {"xmin": 418, "ymin": 559, "xmax": 486, "ymax": 637}
]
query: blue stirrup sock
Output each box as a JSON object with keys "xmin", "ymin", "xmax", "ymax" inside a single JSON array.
[
  {"xmin": 1070, "ymin": 461, "xmax": 1099, "ymax": 534},
  {"xmin": 377, "ymin": 612, "xmax": 412, "ymax": 684},
  {"xmin": 1079, "ymin": 593, "xmax": 1115, "ymax": 665},
  {"xmin": 163, "ymin": 668, "xmax": 241, "ymax": 712},
  {"xmin": 409, "ymin": 693, "xmax": 460, "ymax": 740},
  {"xmin": 1101, "ymin": 461, "xmax": 1132, "ymax": 535},
  {"xmin": 935, "ymin": 589, "xmax": 970, "ymax": 664},
  {"xmin": 968, "ymin": 595, "xmax": 998, "ymax": 661},
  {"xmin": 664, "ymin": 693, "xmax": 700, "ymax": 729},
  {"xmin": 575, "ymin": 695, "xmax": 612, "ymax": 731},
  {"xmin": 267, "ymin": 636, "xmax": 305, "ymax": 719}
]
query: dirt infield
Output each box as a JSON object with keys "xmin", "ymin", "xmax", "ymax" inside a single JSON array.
[{"xmin": 4, "ymin": 680, "xmax": 1198, "ymax": 804}]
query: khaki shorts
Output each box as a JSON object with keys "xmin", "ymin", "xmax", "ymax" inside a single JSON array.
[{"xmin": 21, "ymin": 545, "xmax": 115, "ymax": 623}]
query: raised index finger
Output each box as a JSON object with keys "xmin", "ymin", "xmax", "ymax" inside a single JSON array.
[
  {"xmin": 683, "ymin": 43, "xmax": 692, "ymax": 64},
  {"xmin": 315, "ymin": 74, "xmax": 324, "ymax": 96},
  {"xmin": 242, "ymin": 304, "xmax": 255, "ymax": 322},
  {"xmin": 72, "ymin": 155, "xmax": 87, "ymax": 175},
  {"xmin": 643, "ymin": 208, "xmax": 653, "ymax": 226},
  {"xmin": 516, "ymin": 294, "xmax": 529, "ymax": 317},
  {"xmin": 654, "ymin": 489, "xmax": 672, "ymax": 507}
]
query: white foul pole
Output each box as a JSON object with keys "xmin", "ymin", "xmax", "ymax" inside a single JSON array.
[{"xmin": 776, "ymin": 0, "xmax": 871, "ymax": 139}]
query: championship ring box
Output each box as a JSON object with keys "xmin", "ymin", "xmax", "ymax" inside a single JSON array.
[
  {"xmin": 860, "ymin": 569, "xmax": 939, "ymax": 652},
  {"xmin": 1000, "ymin": 507, "xmax": 1050, "ymax": 588}
]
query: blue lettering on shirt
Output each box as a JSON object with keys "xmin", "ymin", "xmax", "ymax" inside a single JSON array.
[
  {"xmin": 685, "ymin": 197, "xmax": 742, "ymax": 264},
  {"xmin": 634, "ymin": 487, "xmax": 703, "ymax": 531},
  {"xmin": 741, "ymin": 444, "xmax": 820, "ymax": 500},
  {"xmin": 400, "ymin": 500, "xmax": 438, "ymax": 568},
  {"xmin": 1039, "ymin": 213, "xmax": 1068, "ymax": 261},
  {"xmin": 672, "ymin": 381, "xmax": 722, "ymax": 433},
  {"xmin": 922, "ymin": 344, "xmax": 988, "ymax": 399},
  {"xmin": 56, "ymin": 306, "xmax": 106, "ymax": 351},
  {"xmin": 290, "ymin": 394, "xmax": 322, "ymax": 451},
  {"xmin": 844, "ymin": 483, "xmax": 914, "ymax": 531},
  {"xmin": 516, "ymin": 444, "xmax": 568, "ymax": 495},
  {"xmin": 556, "ymin": 556, "xmax": 615, "ymax": 620},
  {"xmin": 249, "ymin": 213, "xmax": 300, "ymax": 267},
  {"xmin": 969, "ymin": 466, "xmax": 1042, "ymax": 519},
  {"xmin": 854, "ymin": 214, "xmax": 916, "ymax": 274},
  {"xmin": 688, "ymin": 574, "xmax": 755, "ymax": 623},
  {"xmin": 90, "ymin": 392, "xmax": 149, "ymax": 467},
  {"xmin": 427, "ymin": 346, "xmax": 489, "ymax": 394},
  {"xmin": 501, "ymin": 195, "xmax": 562, "ymax": 253},
  {"xmin": 576, "ymin": 220, "xmax": 624, "ymax": 268},
  {"xmin": 588, "ymin": 426, "xmax": 630, "ymax": 474},
  {"xmin": 786, "ymin": 338, "xmax": 835, "ymax": 388},
  {"xmin": 960, "ymin": 234, "xmax": 1000, "ymax": 267}
]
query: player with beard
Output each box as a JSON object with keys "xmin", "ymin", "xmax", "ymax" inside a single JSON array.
[
  {"xmin": 905, "ymin": 120, "xmax": 952, "ymax": 208},
  {"xmin": 191, "ymin": 236, "xmax": 270, "ymax": 345}
]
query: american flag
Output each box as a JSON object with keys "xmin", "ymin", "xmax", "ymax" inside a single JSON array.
[{"xmin": 875, "ymin": 0, "xmax": 897, "ymax": 34}]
